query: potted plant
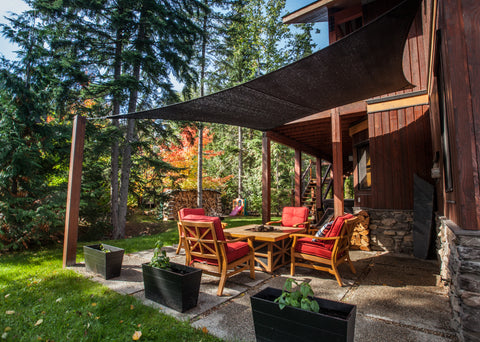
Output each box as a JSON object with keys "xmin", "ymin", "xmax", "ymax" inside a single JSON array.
[
  {"xmin": 142, "ymin": 241, "xmax": 202, "ymax": 313},
  {"xmin": 83, "ymin": 243, "xmax": 124, "ymax": 280},
  {"xmin": 250, "ymin": 278, "xmax": 356, "ymax": 342}
]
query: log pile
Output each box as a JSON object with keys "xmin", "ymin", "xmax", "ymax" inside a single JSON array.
[
  {"xmin": 351, "ymin": 210, "xmax": 370, "ymax": 251},
  {"xmin": 164, "ymin": 189, "xmax": 223, "ymax": 220}
]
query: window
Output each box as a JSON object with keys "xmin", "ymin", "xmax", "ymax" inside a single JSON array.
[{"xmin": 357, "ymin": 143, "xmax": 371, "ymax": 190}]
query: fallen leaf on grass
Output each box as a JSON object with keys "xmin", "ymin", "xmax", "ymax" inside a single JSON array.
[
  {"xmin": 4, "ymin": 294, "xmax": 10, "ymax": 298},
  {"xmin": 55, "ymin": 298, "xmax": 62, "ymax": 303},
  {"xmin": 132, "ymin": 331, "xmax": 142, "ymax": 340},
  {"xmin": 202, "ymin": 327, "xmax": 209, "ymax": 334},
  {"xmin": 119, "ymin": 320, "xmax": 124, "ymax": 324},
  {"xmin": 5, "ymin": 310, "xmax": 15, "ymax": 315},
  {"xmin": 35, "ymin": 319, "xmax": 44, "ymax": 326},
  {"xmin": 4, "ymin": 327, "xmax": 11, "ymax": 332},
  {"xmin": 130, "ymin": 305, "xmax": 134, "ymax": 310},
  {"xmin": 2, "ymin": 332, "xmax": 8, "ymax": 339},
  {"xmin": 91, "ymin": 303, "xmax": 97, "ymax": 307}
]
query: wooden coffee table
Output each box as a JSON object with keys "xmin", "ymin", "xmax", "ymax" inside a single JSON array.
[{"xmin": 225, "ymin": 224, "xmax": 306, "ymax": 273}]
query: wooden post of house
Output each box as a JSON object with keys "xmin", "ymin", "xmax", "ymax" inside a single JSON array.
[
  {"xmin": 316, "ymin": 158, "xmax": 323, "ymax": 214},
  {"xmin": 331, "ymin": 109, "xmax": 344, "ymax": 217},
  {"xmin": 262, "ymin": 133, "xmax": 271, "ymax": 224},
  {"xmin": 295, "ymin": 149, "xmax": 302, "ymax": 206},
  {"xmin": 63, "ymin": 115, "xmax": 86, "ymax": 267}
]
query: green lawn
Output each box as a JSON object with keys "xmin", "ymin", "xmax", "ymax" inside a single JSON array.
[{"xmin": 0, "ymin": 215, "xmax": 265, "ymax": 341}]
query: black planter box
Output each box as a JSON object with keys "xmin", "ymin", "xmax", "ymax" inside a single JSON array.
[
  {"xmin": 83, "ymin": 244, "xmax": 124, "ymax": 280},
  {"xmin": 142, "ymin": 262, "xmax": 202, "ymax": 313},
  {"xmin": 251, "ymin": 287, "xmax": 356, "ymax": 342}
]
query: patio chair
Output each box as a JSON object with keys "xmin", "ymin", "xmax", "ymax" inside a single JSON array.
[
  {"xmin": 290, "ymin": 213, "xmax": 360, "ymax": 286},
  {"xmin": 266, "ymin": 206, "xmax": 310, "ymax": 233},
  {"xmin": 176, "ymin": 208, "xmax": 206, "ymax": 254},
  {"xmin": 180, "ymin": 214, "xmax": 255, "ymax": 296},
  {"xmin": 176, "ymin": 208, "xmax": 227, "ymax": 254}
]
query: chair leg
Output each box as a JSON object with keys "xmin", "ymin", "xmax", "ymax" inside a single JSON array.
[
  {"xmin": 332, "ymin": 263, "xmax": 343, "ymax": 287},
  {"xmin": 347, "ymin": 254, "xmax": 356, "ymax": 274},
  {"xmin": 217, "ymin": 268, "xmax": 228, "ymax": 296},
  {"xmin": 249, "ymin": 255, "xmax": 255, "ymax": 280},
  {"xmin": 290, "ymin": 255, "xmax": 296, "ymax": 276},
  {"xmin": 175, "ymin": 238, "xmax": 183, "ymax": 254}
]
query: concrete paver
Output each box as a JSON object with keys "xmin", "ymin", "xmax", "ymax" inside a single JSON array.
[{"xmin": 70, "ymin": 247, "xmax": 457, "ymax": 341}]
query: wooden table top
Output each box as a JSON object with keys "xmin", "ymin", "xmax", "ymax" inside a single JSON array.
[{"xmin": 225, "ymin": 224, "xmax": 306, "ymax": 242}]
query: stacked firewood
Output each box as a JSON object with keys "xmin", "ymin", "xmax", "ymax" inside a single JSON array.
[
  {"xmin": 164, "ymin": 189, "xmax": 223, "ymax": 220},
  {"xmin": 350, "ymin": 210, "xmax": 370, "ymax": 251}
]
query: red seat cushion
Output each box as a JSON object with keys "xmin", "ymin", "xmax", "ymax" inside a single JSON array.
[
  {"xmin": 281, "ymin": 207, "xmax": 309, "ymax": 227},
  {"xmin": 294, "ymin": 238, "xmax": 333, "ymax": 259},
  {"xmin": 178, "ymin": 208, "xmax": 205, "ymax": 220},
  {"xmin": 224, "ymin": 241, "xmax": 250, "ymax": 263}
]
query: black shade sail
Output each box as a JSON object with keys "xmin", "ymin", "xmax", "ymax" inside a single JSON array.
[{"xmin": 108, "ymin": 0, "xmax": 420, "ymax": 131}]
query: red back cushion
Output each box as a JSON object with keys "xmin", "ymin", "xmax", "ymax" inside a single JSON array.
[
  {"xmin": 281, "ymin": 207, "xmax": 309, "ymax": 227},
  {"xmin": 324, "ymin": 213, "xmax": 354, "ymax": 238},
  {"xmin": 178, "ymin": 208, "xmax": 205, "ymax": 220},
  {"xmin": 182, "ymin": 214, "xmax": 225, "ymax": 241}
]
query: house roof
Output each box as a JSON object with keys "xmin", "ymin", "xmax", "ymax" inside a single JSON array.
[{"xmin": 108, "ymin": 0, "xmax": 420, "ymax": 133}]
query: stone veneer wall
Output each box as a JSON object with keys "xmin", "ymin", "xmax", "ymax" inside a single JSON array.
[
  {"xmin": 357, "ymin": 208, "xmax": 414, "ymax": 254},
  {"xmin": 437, "ymin": 217, "xmax": 480, "ymax": 342}
]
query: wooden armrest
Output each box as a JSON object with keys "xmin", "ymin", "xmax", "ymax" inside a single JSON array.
[
  {"xmin": 293, "ymin": 221, "xmax": 310, "ymax": 228},
  {"xmin": 221, "ymin": 222, "xmax": 228, "ymax": 229},
  {"xmin": 266, "ymin": 220, "xmax": 281, "ymax": 225},
  {"xmin": 218, "ymin": 236, "xmax": 253, "ymax": 244},
  {"xmin": 290, "ymin": 233, "xmax": 341, "ymax": 241}
]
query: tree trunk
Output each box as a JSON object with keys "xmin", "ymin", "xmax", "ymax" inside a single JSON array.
[
  {"xmin": 110, "ymin": 27, "xmax": 122, "ymax": 235},
  {"xmin": 197, "ymin": 11, "xmax": 208, "ymax": 208},
  {"xmin": 238, "ymin": 126, "xmax": 243, "ymax": 197},
  {"xmin": 113, "ymin": 8, "xmax": 145, "ymax": 239},
  {"xmin": 197, "ymin": 125, "xmax": 203, "ymax": 208}
]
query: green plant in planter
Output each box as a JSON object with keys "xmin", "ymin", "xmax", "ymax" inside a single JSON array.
[
  {"xmin": 149, "ymin": 241, "xmax": 170, "ymax": 269},
  {"xmin": 99, "ymin": 244, "xmax": 111, "ymax": 253},
  {"xmin": 274, "ymin": 278, "xmax": 320, "ymax": 313}
]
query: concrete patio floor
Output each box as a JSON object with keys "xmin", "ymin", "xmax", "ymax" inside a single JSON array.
[{"xmin": 71, "ymin": 246, "xmax": 457, "ymax": 341}]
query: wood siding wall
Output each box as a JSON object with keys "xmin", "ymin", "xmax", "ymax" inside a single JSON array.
[
  {"xmin": 429, "ymin": 0, "xmax": 480, "ymax": 230},
  {"xmin": 351, "ymin": 1, "xmax": 432, "ymax": 210},
  {"xmin": 357, "ymin": 105, "xmax": 432, "ymax": 210}
]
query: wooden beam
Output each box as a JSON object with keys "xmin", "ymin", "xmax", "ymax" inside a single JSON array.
[
  {"xmin": 295, "ymin": 150, "xmax": 302, "ymax": 207},
  {"xmin": 349, "ymin": 119, "xmax": 368, "ymax": 136},
  {"xmin": 286, "ymin": 101, "xmax": 366, "ymax": 125},
  {"xmin": 266, "ymin": 131, "xmax": 328, "ymax": 159},
  {"xmin": 367, "ymin": 93, "xmax": 429, "ymax": 113},
  {"xmin": 262, "ymin": 133, "xmax": 271, "ymax": 224},
  {"xmin": 331, "ymin": 109, "xmax": 344, "ymax": 217},
  {"xmin": 316, "ymin": 158, "xmax": 323, "ymax": 212},
  {"xmin": 282, "ymin": 0, "xmax": 332, "ymax": 24},
  {"xmin": 63, "ymin": 115, "xmax": 86, "ymax": 267}
]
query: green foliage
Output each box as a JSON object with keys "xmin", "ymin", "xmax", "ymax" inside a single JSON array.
[
  {"xmin": 99, "ymin": 244, "xmax": 111, "ymax": 253},
  {"xmin": 149, "ymin": 240, "xmax": 171, "ymax": 269},
  {"xmin": 274, "ymin": 278, "xmax": 320, "ymax": 313},
  {"xmin": 0, "ymin": 245, "xmax": 221, "ymax": 341}
]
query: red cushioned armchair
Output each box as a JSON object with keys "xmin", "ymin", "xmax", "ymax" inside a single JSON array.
[
  {"xmin": 176, "ymin": 208, "xmax": 227, "ymax": 254},
  {"xmin": 266, "ymin": 206, "xmax": 310, "ymax": 233},
  {"xmin": 176, "ymin": 208, "xmax": 206, "ymax": 254},
  {"xmin": 290, "ymin": 214, "xmax": 359, "ymax": 286},
  {"xmin": 180, "ymin": 215, "xmax": 255, "ymax": 296}
]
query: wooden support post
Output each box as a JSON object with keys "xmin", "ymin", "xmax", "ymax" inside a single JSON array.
[
  {"xmin": 316, "ymin": 158, "xmax": 323, "ymax": 213},
  {"xmin": 63, "ymin": 115, "xmax": 86, "ymax": 267},
  {"xmin": 331, "ymin": 109, "xmax": 344, "ymax": 217},
  {"xmin": 262, "ymin": 133, "xmax": 271, "ymax": 224},
  {"xmin": 295, "ymin": 149, "xmax": 302, "ymax": 206}
]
